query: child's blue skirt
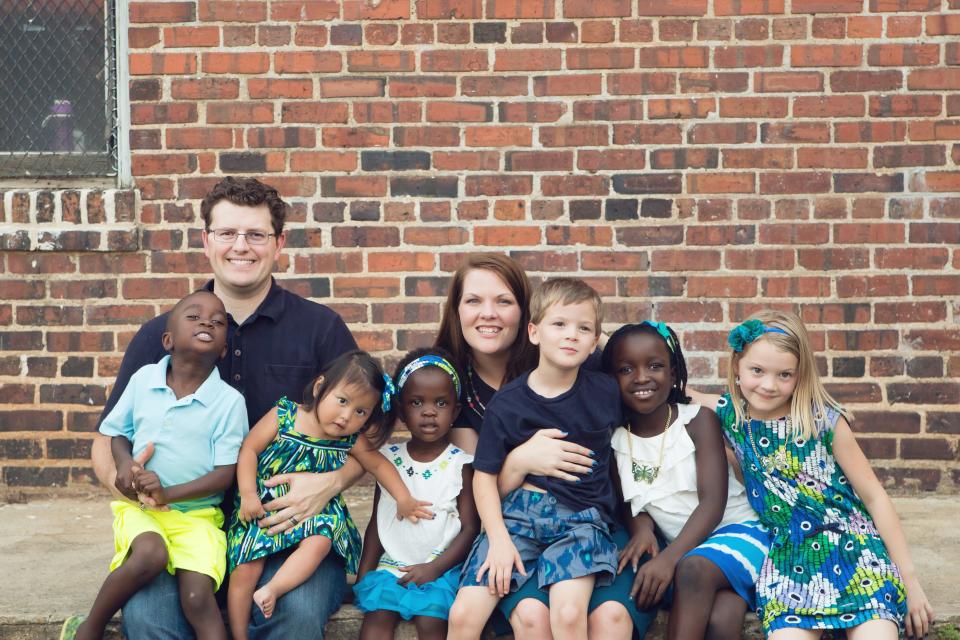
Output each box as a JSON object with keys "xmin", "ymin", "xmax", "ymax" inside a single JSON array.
[{"xmin": 353, "ymin": 565, "xmax": 461, "ymax": 620}]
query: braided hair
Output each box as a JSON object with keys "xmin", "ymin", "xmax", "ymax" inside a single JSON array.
[{"xmin": 601, "ymin": 322, "xmax": 691, "ymax": 405}]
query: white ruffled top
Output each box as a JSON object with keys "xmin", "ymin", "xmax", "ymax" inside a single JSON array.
[
  {"xmin": 375, "ymin": 442, "xmax": 473, "ymax": 577},
  {"xmin": 612, "ymin": 402, "xmax": 758, "ymax": 542}
]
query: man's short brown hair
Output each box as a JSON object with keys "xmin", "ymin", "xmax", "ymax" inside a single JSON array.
[{"xmin": 200, "ymin": 176, "xmax": 287, "ymax": 236}]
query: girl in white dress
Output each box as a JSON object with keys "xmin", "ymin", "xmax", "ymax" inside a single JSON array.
[{"xmin": 354, "ymin": 348, "xmax": 480, "ymax": 640}]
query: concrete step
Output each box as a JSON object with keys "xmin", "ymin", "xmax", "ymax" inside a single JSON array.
[{"xmin": 1, "ymin": 488, "xmax": 957, "ymax": 639}]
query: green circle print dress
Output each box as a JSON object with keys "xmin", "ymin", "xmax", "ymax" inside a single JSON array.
[
  {"xmin": 227, "ymin": 397, "xmax": 362, "ymax": 574},
  {"xmin": 716, "ymin": 394, "xmax": 905, "ymax": 633}
]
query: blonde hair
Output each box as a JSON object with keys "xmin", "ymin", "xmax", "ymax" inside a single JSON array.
[
  {"xmin": 727, "ymin": 309, "xmax": 850, "ymax": 440},
  {"xmin": 529, "ymin": 277, "xmax": 602, "ymax": 335}
]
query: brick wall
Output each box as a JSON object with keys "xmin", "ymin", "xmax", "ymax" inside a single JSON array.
[{"xmin": 1, "ymin": 0, "xmax": 958, "ymax": 492}]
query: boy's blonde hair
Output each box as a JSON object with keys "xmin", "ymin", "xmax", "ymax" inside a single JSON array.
[
  {"xmin": 727, "ymin": 309, "xmax": 850, "ymax": 440},
  {"xmin": 529, "ymin": 277, "xmax": 603, "ymax": 335}
]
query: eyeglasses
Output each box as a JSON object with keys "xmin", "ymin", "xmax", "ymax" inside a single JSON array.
[{"xmin": 207, "ymin": 228, "xmax": 275, "ymax": 245}]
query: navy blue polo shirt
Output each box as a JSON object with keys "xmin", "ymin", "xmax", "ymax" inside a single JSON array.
[
  {"xmin": 99, "ymin": 278, "xmax": 357, "ymax": 428},
  {"xmin": 472, "ymin": 367, "xmax": 622, "ymax": 524}
]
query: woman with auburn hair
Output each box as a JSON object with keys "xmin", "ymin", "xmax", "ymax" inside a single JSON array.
[{"xmin": 434, "ymin": 253, "xmax": 656, "ymax": 640}]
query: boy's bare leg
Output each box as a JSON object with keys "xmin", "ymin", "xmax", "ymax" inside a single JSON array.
[
  {"xmin": 178, "ymin": 570, "xmax": 226, "ymax": 640},
  {"xmin": 227, "ymin": 558, "xmax": 266, "ymax": 640},
  {"xmin": 548, "ymin": 575, "xmax": 595, "ymax": 640},
  {"xmin": 75, "ymin": 532, "xmax": 169, "ymax": 640},
  {"xmin": 253, "ymin": 535, "xmax": 332, "ymax": 619},
  {"xmin": 447, "ymin": 586, "xmax": 502, "ymax": 640},
  {"xmin": 358, "ymin": 609, "xmax": 401, "ymax": 640}
]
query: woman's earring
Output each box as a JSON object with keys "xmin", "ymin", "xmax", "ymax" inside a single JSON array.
[{"xmin": 735, "ymin": 376, "xmax": 740, "ymax": 385}]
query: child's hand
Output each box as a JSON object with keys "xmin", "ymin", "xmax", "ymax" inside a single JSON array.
[
  {"xmin": 618, "ymin": 528, "xmax": 658, "ymax": 574},
  {"xmin": 477, "ymin": 536, "xmax": 525, "ymax": 597},
  {"xmin": 630, "ymin": 553, "xmax": 675, "ymax": 609},
  {"xmin": 239, "ymin": 493, "xmax": 266, "ymax": 524},
  {"xmin": 903, "ymin": 576, "xmax": 934, "ymax": 639},
  {"xmin": 395, "ymin": 495, "xmax": 434, "ymax": 523},
  {"xmin": 115, "ymin": 459, "xmax": 139, "ymax": 500},
  {"xmin": 397, "ymin": 562, "xmax": 443, "ymax": 587},
  {"xmin": 133, "ymin": 469, "xmax": 167, "ymax": 505}
]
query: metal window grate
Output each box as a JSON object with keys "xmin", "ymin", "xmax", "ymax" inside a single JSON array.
[{"xmin": 0, "ymin": 0, "xmax": 118, "ymax": 178}]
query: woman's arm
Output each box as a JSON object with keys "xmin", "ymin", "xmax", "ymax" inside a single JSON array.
[
  {"xmin": 833, "ymin": 418, "xmax": 934, "ymax": 639},
  {"xmin": 398, "ymin": 465, "xmax": 482, "ymax": 587},
  {"xmin": 258, "ymin": 455, "xmax": 365, "ymax": 536},
  {"xmin": 350, "ymin": 440, "xmax": 434, "ymax": 522},
  {"xmin": 450, "ymin": 427, "xmax": 479, "ymax": 455},
  {"xmin": 356, "ymin": 485, "xmax": 385, "ymax": 581},
  {"xmin": 686, "ymin": 388, "xmax": 722, "ymax": 411},
  {"xmin": 497, "ymin": 429, "xmax": 595, "ymax": 496}
]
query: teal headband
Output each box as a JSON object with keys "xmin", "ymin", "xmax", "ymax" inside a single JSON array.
[
  {"xmin": 396, "ymin": 355, "xmax": 461, "ymax": 398},
  {"xmin": 728, "ymin": 319, "xmax": 788, "ymax": 353},
  {"xmin": 642, "ymin": 320, "xmax": 677, "ymax": 353}
]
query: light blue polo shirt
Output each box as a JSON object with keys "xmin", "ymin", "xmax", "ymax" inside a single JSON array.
[{"xmin": 100, "ymin": 355, "xmax": 249, "ymax": 512}]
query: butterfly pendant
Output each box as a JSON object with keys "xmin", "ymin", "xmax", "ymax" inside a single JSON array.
[
  {"xmin": 761, "ymin": 449, "xmax": 789, "ymax": 473},
  {"xmin": 632, "ymin": 461, "xmax": 659, "ymax": 484}
]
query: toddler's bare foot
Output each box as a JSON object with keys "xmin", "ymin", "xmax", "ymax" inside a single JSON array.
[{"xmin": 253, "ymin": 585, "xmax": 277, "ymax": 619}]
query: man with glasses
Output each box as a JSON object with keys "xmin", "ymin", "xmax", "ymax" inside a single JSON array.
[{"xmin": 91, "ymin": 176, "xmax": 360, "ymax": 639}]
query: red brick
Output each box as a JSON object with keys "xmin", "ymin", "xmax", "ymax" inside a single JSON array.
[
  {"xmin": 687, "ymin": 173, "xmax": 756, "ymax": 194},
  {"xmin": 486, "ymin": 0, "xmax": 553, "ymax": 18},
  {"xmin": 207, "ymin": 102, "xmax": 274, "ymax": 124},
  {"xmin": 289, "ymin": 151, "xmax": 357, "ymax": 172},
  {"xmin": 164, "ymin": 26, "xmax": 219, "ymax": 47},
  {"xmin": 506, "ymin": 151, "xmax": 573, "ymax": 172},
  {"xmin": 566, "ymin": 48, "xmax": 635, "ymax": 69},
  {"xmin": 715, "ymin": 0, "xmax": 784, "ymax": 13},
  {"xmin": 433, "ymin": 151, "xmax": 500, "ymax": 171},
  {"xmin": 582, "ymin": 251, "xmax": 649, "ymax": 271},
  {"xmin": 494, "ymin": 50, "xmax": 562, "ymax": 71},
  {"xmin": 793, "ymin": 0, "xmax": 863, "ymax": 11},
  {"xmin": 792, "ymin": 44, "xmax": 861, "ymax": 67},
  {"xmin": 393, "ymin": 126, "xmax": 460, "ymax": 147},
  {"xmin": 636, "ymin": 0, "xmax": 707, "ymax": 14},
  {"xmin": 534, "ymin": 74, "xmax": 603, "ymax": 96},
  {"xmin": 464, "ymin": 175, "xmax": 533, "ymax": 196},
  {"xmin": 390, "ymin": 77, "xmax": 458, "ymax": 98},
  {"xmin": 322, "ymin": 127, "xmax": 390, "ymax": 147},
  {"xmin": 563, "ymin": 0, "xmax": 631, "ymax": 16},
  {"xmin": 129, "ymin": 53, "xmax": 196, "ymax": 75},
  {"xmin": 540, "ymin": 126, "xmax": 608, "ymax": 147},
  {"xmin": 651, "ymin": 249, "xmax": 720, "ymax": 271},
  {"xmin": 131, "ymin": 2, "xmax": 195, "ymax": 22},
  {"xmin": 876, "ymin": 248, "xmax": 949, "ymax": 270},
  {"xmin": 171, "ymin": 78, "xmax": 239, "ymax": 100},
  {"xmin": 688, "ymin": 276, "xmax": 756, "ymax": 298},
  {"xmin": 794, "ymin": 95, "xmax": 865, "ymax": 118},
  {"xmin": 202, "ymin": 52, "xmax": 269, "ymax": 74},
  {"xmin": 500, "ymin": 102, "xmax": 566, "ymax": 123},
  {"xmin": 648, "ymin": 98, "xmax": 716, "ymax": 119},
  {"xmin": 578, "ymin": 149, "xmax": 646, "ymax": 171},
  {"xmin": 474, "ymin": 225, "xmax": 541, "ymax": 245},
  {"xmin": 199, "ymin": 1, "xmax": 267, "ymax": 21},
  {"xmin": 416, "ymin": 0, "xmax": 483, "ymax": 19},
  {"xmin": 638, "ymin": 47, "xmax": 709, "ymax": 68},
  {"xmin": 347, "ymin": 51, "xmax": 414, "ymax": 73},
  {"xmin": 132, "ymin": 153, "xmax": 197, "ymax": 176},
  {"xmin": 755, "ymin": 71, "xmax": 823, "ymax": 93},
  {"xmin": 876, "ymin": 303, "xmax": 947, "ymax": 324},
  {"xmin": 295, "ymin": 25, "xmax": 328, "ymax": 46},
  {"xmin": 281, "ymin": 103, "xmax": 349, "ymax": 124},
  {"xmin": 271, "ymin": 1, "xmax": 339, "ymax": 20},
  {"xmin": 762, "ymin": 123, "xmax": 831, "ymax": 143},
  {"xmin": 342, "ymin": 0, "xmax": 409, "ymax": 19},
  {"xmin": 870, "ymin": 95, "xmax": 942, "ymax": 118},
  {"xmin": 541, "ymin": 175, "xmax": 609, "ymax": 196},
  {"xmin": 609, "ymin": 72, "xmax": 676, "ymax": 95},
  {"xmin": 762, "ymin": 276, "xmax": 831, "ymax": 298},
  {"xmin": 422, "ymin": 50, "xmax": 488, "ymax": 72},
  {"xmin": 688, "ymin": 122, "xmax": 756, "ymax": 144},
  {"xmin": 403, "ymin": 227, "xmax": 469, "ymax": 245},
  {"xmin": 797, "ymin": 148, "xmax": 867, "ymax": 169},
  {"xmin": 719, "ymin": 97, "xmax": 788, "ymax": 118},
  {"xmin": 715, "ymin": 45, "xmax": 783, "ymax": 68},
  {"xmin": 728, "ymin": 249, "xmax": 795, "ymax": 270},
  {"xmin": 466, "ymin": 126, "xmax": 532, "ymax": 147},
  {"xmin": 723, "ymin": 148, "xmax": 793, "ymax": 169},
  {"xmin": 868, "ymin": 44, "xmax": 939, "ymax": 66},
  {"xmin": 275, "ymin": 52, "xmax": 341, "ymax": 73}
]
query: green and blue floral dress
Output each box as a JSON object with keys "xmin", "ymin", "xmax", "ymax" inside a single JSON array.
[
  {"xmin": 227, "ymin": 397, "xmax": 362, "ymax": 574},
  {"xmin": 716, "ymin": 394, "xmax": 905, "ymax": 633}
]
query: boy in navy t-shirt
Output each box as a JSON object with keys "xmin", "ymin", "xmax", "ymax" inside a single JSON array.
[{"xmin": 448, "ymin": 278, "xmax": 621, "ymax": 640}]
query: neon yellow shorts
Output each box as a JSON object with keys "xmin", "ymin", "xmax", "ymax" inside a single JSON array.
[{"xmin": 110, "ymin": 500, "xmax": 226, "ymax": 589}]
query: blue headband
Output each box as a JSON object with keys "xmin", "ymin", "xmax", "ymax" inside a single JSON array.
[
  {"xmin": 642, "ymin": 320, "xmax": 677, "ymax": 353},
  {"xmin": 381, "ymin": 373, "xmax": 396, "ymax": 413},
  {"xmin": 395, "ymin": 355, "xmax": 461, "ymax": 399},
  {"xmin": 728, "ymin": 319, "xmax": 788, "ymax": 353}
]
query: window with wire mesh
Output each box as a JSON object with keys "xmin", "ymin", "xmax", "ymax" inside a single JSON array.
[{"xmin": 0, "ymin": 0, "xmax": 118, "ymax": 178}]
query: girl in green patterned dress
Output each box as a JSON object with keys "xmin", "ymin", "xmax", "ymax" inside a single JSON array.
[
  {"xmin": 693, "ymin": 311, "xmax": 933, "ymax": 640},
  {"xmin": 226, "ymin": 351, "xmax": 434, "ymax": 640}
]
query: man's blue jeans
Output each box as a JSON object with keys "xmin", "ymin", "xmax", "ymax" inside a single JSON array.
[{"xmin": 122, "ymin": 550, "xmax": 346, "ymax": 639}]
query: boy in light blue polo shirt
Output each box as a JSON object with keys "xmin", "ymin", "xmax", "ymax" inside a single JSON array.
[{"xmin": 64, "ymin": 291, "xmax": 247, "ymax": 640}]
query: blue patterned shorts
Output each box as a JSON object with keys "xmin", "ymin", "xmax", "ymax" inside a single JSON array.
[{"xmin": 460, "ymin": 488, "xmax": 618, "ymax": 593}]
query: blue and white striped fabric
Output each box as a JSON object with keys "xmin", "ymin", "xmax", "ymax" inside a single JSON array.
[{"xmin": 684, "ymin": 520, "xmax": 770, "ymax": 610}]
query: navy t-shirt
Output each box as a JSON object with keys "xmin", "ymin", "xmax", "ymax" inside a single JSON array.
[
  {"xmin": 472, "ymin": 367, "xmax": 622, "ymax": 524},
  {"xmin": 99, "ymin": 278, "xmax": 357, "ymax": 429}
]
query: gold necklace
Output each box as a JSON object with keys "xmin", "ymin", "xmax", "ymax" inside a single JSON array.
[
  {"xmin": 744, "ymin": 413, "xmax": 789, "ymax": 473},
  {"xmin": 629, "ymin": 405, "xmax": 672, "ymax": 484}
]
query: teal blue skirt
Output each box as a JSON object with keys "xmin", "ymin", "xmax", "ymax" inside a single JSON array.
[{"xmin": 353, "ymin": 565, "xmax": 461, "ymax": 621}]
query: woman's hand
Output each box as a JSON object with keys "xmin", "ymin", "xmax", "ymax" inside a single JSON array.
[
  {"xmin": 903, "ymin": 576, "xmax": 934, "ymax": 639},
  {"xmin": 239, "ymin": 492, "xmax": 266, "ymax": 524},
  {"xmin": 508, "ymin": 429, "xmax": 595, "ymax": 482},
  {"xmin": 618, "ymin": 527, "xmax": 658, "ymax": 574},
  {"xmin": 630, "ymin": 552, "xmax": 676, "ymax": 609},
  {"xmin": 477, "ymin": 535, "xmax": 525, "ymax": 597},
  {"xmin": 395, "ymin": 494, "xmax": 435, "ymax": 523},
  {"xmin": 258, "ymin": 471, "xmax": 339, "ymax": 536}
]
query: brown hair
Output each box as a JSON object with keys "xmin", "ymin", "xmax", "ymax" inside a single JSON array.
[
  {"xmin": 530, "ymin": 277, "xmax": 603, "ymax": 335},
  {"xmin": 200, "ymin": 176, "xmax": 287, "ymax": 236},
  {"xmin": 434, "ymin": 253, "xmax": 537, "ymax": 386}
]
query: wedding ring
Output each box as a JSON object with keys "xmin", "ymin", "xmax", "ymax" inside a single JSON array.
[{"xmin": 289, "ymin": 515, "xmax": 299, "ymax": 525}]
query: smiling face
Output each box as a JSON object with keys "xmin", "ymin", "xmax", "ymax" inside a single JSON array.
[
  {"xmin": 314, "ymin": 379, "xmax": 379, "ymax": 438},
  {"xmin": 201, "ymin": 200, "xmax": 285, "ymax": 298},
  {"xmin": 735, "ymin": 338, "xmax": 799, "ymax": 420},
  {"xmin": 610, "ymin": 331, "xmax": 674, "ymax": 417},
  {"xmin": 162, "ymin": 291, "xmax": 228, "ymax": 360},
  {"xmin": 398, "ymin": 367, "xmax": 459, "ymax": 445},
  {"xmin": 528, "ymin": 300, "xmax": 599, "ymax": 372},
  {"xmin": 457, "ymin": 268, "xmax": 522, "ymax": 360}
]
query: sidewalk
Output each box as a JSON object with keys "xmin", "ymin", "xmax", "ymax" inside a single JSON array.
[{"xmin": 1, "ymin": 491, "xmax": 956, "ymax": 639}]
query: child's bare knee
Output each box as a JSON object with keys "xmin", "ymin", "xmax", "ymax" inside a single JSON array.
[
  {"xmin": 128, "ymin": 532, "xmax": 169, "ymax": 576},
  {"xmin": 511, "ymin": 599, "xmax": 550, "ymax": 635},
  {"xmin": 179, "ymin": 581, "xmax": 216, "ymax": 619},
  {"xmin": 675, "ymin": 554, "xmax": 712, "ymax": 590},
  {"xmin": 550, "ymin": 600, "xmax": 588, "ymax": 630}
]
